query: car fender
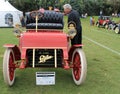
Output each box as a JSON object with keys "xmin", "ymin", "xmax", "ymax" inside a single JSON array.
[
  {"xmin": 68, "ymin": 44, "xmax": 83, "ymax": 62},
  {"xmin": 3, "ymin": 44, "xmax": 21, "ymax": 61}
]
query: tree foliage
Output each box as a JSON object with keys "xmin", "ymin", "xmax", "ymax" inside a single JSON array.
[
  {"xmin": 70, "ymin": 0, "xmax": 85, "ymax": 14},
  {"xmin": 8, "ymin": 0, "xmax": 120, "ymax": 16}
]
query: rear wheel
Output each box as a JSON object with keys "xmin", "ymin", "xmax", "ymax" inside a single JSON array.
[
  {"xmin": 105, "ymin": 24, "xmax": 109, "ymax": 29},
  {"xmin": 115, "ymin": 27, "xmax": 120, "ymax": 34},
  {"xmin": 72, "ymin": 48, "xmax": 87, "ymax": 85},
  {"xmin": 3, "ymin": 48, "xmax": 16, "ymax": 86},
  {"xmin": 103, "ymin": 22, "xmax": 106, "ymax": 26},
  {"xmin": 96, "ymin": 22, "xmax": 99, "ymax": 27}
]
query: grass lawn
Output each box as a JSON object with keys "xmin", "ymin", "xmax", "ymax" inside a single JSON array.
[{"xmin": 0, "ymin": 17, "xmax": 120, "ymax": 94}]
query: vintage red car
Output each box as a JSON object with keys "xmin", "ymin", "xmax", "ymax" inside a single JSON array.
[
  {"xmin": 3, "ymin": 10, "xmax": 87, "ymax": 86},
  {"xmin": 96, "ymin": 16, "xmax": 112, "ymax": 28}
]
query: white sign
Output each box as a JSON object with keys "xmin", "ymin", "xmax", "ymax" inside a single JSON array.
[{"xmin": 36, "ymin": 72, "xmax": 55, "ymax": 85}]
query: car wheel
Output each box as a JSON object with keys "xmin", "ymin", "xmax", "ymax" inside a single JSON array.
[
  {"xmin": 115, "ymin": 27, "xmax": 120, "ymax": 34},
  {"xmin": 72, "ymin": 48, "xmax": 87, "ymax": 85},
  {"xmin": 3, "ymin": 48, "xmax": 16, "ymax": 86},
  {"xmin": 96, "ymin": 23, "xmax": 99, "ymax": 27},
  {"xmin": 105, "ymin": 24, "xmax": 109, "ymax": 29},
  {"xmin": 103, "ymin": 22, "xmax": 106, "ymax": 26}
]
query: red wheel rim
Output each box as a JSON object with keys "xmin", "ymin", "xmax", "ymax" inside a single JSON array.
[
  {"xmin": 9, "ymin": 52, "xmax": 15, "ymax": 81},
  {"xmin": 73, "ymin": 52, "xmax": 81, "ymax": 81}
]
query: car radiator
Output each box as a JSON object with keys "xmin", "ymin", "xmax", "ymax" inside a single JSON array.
[{"xmin": 26, "ymin": 49, "xmax": 63, "ymax": 68}]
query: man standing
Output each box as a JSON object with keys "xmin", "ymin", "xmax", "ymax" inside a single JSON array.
[
  {"xmin": 90, "ymin": 16, "xmax": 92, "ymax": 26},
  {"xmin": 100, "ymin": 10, "xmax": 103, "ymax": 18},
  {"xmin": 63, "ymin": 4, "xmax": 82, "ymax": 46}
]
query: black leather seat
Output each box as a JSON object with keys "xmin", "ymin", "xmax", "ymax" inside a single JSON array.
[{"xmin": 26, "ymin": 10, "xmax": 64, "ymax": 29}]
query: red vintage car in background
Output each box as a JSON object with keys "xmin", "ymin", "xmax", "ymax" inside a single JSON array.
[
  {"xmin": 3, "ymin": 10, "xmax": 87, "ymax": 86},
  {"xmin": 96, "ymin": 16, "xmax": 112, "ymax": 28}
]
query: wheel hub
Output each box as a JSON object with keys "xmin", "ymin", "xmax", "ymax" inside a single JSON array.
[{"xmin": 73, "ymin": 52, "xmax": 81, "ymax": 81}]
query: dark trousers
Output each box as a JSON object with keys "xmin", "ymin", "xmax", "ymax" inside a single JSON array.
[{"xmin": 71, "ymin": 26, "xmax": 82, "ymax": 45}]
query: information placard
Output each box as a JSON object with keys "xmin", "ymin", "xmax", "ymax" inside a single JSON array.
[{"xmin": 36, "ymin": 72, "xmax": 55, "ymax": 85}]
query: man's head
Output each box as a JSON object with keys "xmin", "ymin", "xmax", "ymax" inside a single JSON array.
[{"xmin": 63, "ymin": 4, "xmax": 72, "ymax": 14}]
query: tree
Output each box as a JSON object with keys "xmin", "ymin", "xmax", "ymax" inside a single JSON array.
[
  {"xmin": 107, "ymin": 0, "xmax": 120, "ymax": 13},
  {"xmin": 8, "ymin": 0, "xmax": 120, "ymax": 16},
  {"xmin": 70, "ymin": 0, "xmax": 85, "ymax": 14}
]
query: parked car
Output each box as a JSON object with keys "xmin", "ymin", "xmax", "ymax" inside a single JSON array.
[
  {"xmin": 105, "ymin": 21, "xmax": 117, "ymax": 30},
  {"xmin": 96, "ymin": 16, "xmax": 112, "ymax": 28},
  {"xmin": 3, "ymin": 10, "xmax": 87, "ymax": 86},
  {"xmin": 105, "ymin": 21, "xmax": 120, "ymax": 34}
]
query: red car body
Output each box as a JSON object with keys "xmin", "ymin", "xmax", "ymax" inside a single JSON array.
[
  {"xmin": 4, "ymin": 29, "xmax": 79, "ymax": 69},
  {"xmin": 19, "ymin": 30, "xmax": 68, "ymax": 60}
]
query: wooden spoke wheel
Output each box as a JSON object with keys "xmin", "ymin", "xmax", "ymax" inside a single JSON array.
[
  {"xmin": 96, "ymin": 22, "xmax": 98, "ymax": 26},
  {"xmin": 72, "ymin": 48, "xmax": 87, "ymax": 85},
  {"xmin": 3, "ymin": 48, "xmax": 16, "ymax": 86},
  {"xmin": 105, "ymin": 24, "xmax": 109, "ymax": 29},
  {"xmin": 96, "ymin": 22, "xmax": 99, "ymax": 27},
  {"xmin": 103, "ymin": 22, "xmax": 106, "ymax": 27},
  {"xmin": 115, "ymin": 27, "xmax": 120, "ymax": 34}
]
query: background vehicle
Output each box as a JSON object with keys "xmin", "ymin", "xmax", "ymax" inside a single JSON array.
[
  {"xmin": 105, "ymin": 21, "xmax": 120, "ymax": 34},
  {"xmin": 96, "ymin": 16, "xmax": 112, "ymax": 28},
  {"xmin": 106, "ymin": 21, "xmax": 117, "ymax": 30}
]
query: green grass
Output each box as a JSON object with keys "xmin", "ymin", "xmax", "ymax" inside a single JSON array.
[{"xmin": 0, "ymin": 17, "xmax": 120, "ymax": 94}]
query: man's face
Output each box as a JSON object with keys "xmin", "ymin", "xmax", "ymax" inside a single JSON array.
[{"xmin": 64, "ymin": 8, "xmax": 71, "ymax": 14}]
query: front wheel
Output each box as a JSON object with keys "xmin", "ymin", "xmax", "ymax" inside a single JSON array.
[
  {"xmin": 3, "ymin": 48, "xmax": 16, "ymax": 86},
  {"xmin": 96, "ymin": 22, "xmax": 99, "ymax": 27},
  {"xmin": 103, "ymin": 22, "xmax": 106, "ymax": 27},
  {"xmin": 105, "ymin": 24, "xmax": 109, "ymax": 29},
  {"xmin": 115, "ymin": 27, "xmax": 120, "ymax": 34},
  {"xmin": 72, "ymin": 48, "xmax": 87, "ymax": 85}
]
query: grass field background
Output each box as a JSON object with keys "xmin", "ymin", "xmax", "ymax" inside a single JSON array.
[{"xmin": 0, "ymin": 17, "xmax": 120, "ymax": 94}]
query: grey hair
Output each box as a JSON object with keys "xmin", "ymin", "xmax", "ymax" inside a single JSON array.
[{"xmin": 63, "ymin": 4, "xmax": 72, "ymax": 10}]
